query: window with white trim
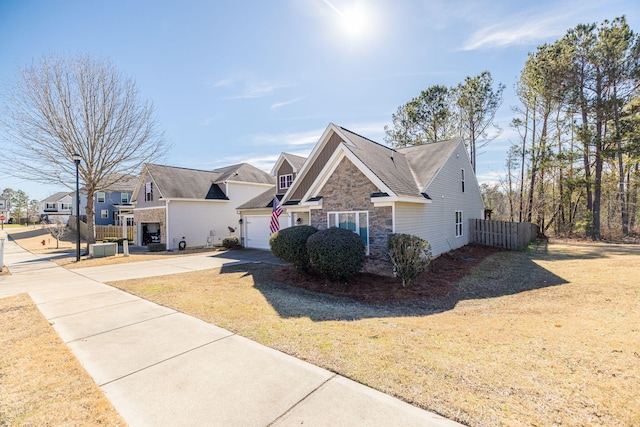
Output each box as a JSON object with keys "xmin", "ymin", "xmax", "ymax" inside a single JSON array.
[
  {"xmin": 145, "ymin": 182, "xmax": 153, "ymax": 201},
  {"xmin": 97, "ymin": 192, "xmax": 106, "ymax": 203},
  {"xmin": 461, "ymin": 169, "xmax": 465, "ymax": 193},
  {"xmin": 327, "ymin": 211, "xmax": 369, "ymax": 252},
  {"xmin": 279, "ymin": 174, "xmax": 293, "ymax": 190},
  {"xmin": 61, "ymin": 203, "xmax": 72, "ymax": 210},
  {"xmin": 101, "ymin": 209, "xmax": 109, "ymax": 218},
  {"xmin": 455, "ymin": 210, "xmax": 463, "ymax": 237},
  {"xmin": 121, "ymin": 193, "xmax": 130, "ymax": 204}
]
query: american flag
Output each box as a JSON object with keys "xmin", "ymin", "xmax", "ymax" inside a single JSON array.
[{"xmin": 270, "ymin": 197, "xmax": 283, "ymax": 234}]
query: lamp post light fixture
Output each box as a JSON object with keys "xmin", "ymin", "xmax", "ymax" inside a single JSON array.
[{"xmin": 72, "ymin": 153, "xmax": 81, "ymax": 262}]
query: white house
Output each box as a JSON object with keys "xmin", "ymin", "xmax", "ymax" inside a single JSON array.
[
  {"xmin": 131, "ymin": 163, "xmax": 275, "ymax": 250},
  {"xmin": 38, "ymin": 191, "xmax": 75, "ymax": 224}
]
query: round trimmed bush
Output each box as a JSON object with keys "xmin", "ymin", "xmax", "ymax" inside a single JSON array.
[
  {"xmin": 222, "ymin": 236, "xmax": 241, "ymax": 249},
  {"xmin": 269, "ymin": 225, "xmax": 318, "ymax": 271},
  {"xmin": 306, "ymin": 227, "xmax": 366, "ymax": 282}
]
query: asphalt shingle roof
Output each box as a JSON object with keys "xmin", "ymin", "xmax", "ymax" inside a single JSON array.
[
  {"xmin": 397, "ymin": 138, "xmax": 460, "ymax": 190},
  {"xmin": 236, "ymin": 187, "xmax": 280, "ymax": 210},
  {"xmin": 282, "ymin": 153, "xmax": 307, "ymax": 171},
  {"xmin": 144, "ymin": 163, "xmax": 273, "ymax": 200},
  {"xmin": 328, "ymin": 126, "xmax": 462, "ymax": 197},
  {"xmin": 41, "ymin": 191, "xmax": 71, "ymax": 203}
]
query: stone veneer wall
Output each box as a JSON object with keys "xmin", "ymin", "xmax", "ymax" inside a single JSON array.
[
  {"xmin": 133, "ymin": 208, "xmax": 166, "ymax": 245},
  {"xmin": 310, "ymin": 157, "xmax": 392, "ymax": 259}
]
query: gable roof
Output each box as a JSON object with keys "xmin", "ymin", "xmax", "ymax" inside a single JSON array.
[
  {"xmin": 42, "ymin": 191, "xmax": 71, "ymax": 203},
  {"xmin": 282, "ymin": 123, "xmax": 466, "ymax": 204},
  {"xmin": 337, "ymin": 127, "xmax": 421, "ymax": 197},
  {"xmin": 98, "ymin": 174, "xmax": 139, "ymax": 193},
  {"xmin": 269, "ymin": 152, "xmax": 307, "ymax": 176},
  {"xmin": 236, "ymin": 186, "xmax": 280, "ymax": 210},
  {"xmin": 213, "ymin": 163, "xmax": 275, "ymax": 185},
  {"xmin": 397, "ymin": 138, "xmax": 461, "ymax": 190},
  {"xmin": 134, "ymin": 162, "xmax": 274, "ymax": 201}
]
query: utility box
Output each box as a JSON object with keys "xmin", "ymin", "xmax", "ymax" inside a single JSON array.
[{"xmin": 89, "ymin": 242, "xmax": 117, "ymax": 258}]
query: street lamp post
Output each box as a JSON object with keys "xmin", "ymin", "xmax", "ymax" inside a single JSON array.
[{"xmin": 72, "ymin": 153, "xmax": 81, "ymax": 262}]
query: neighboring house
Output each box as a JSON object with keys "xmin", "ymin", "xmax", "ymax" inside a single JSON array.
[
  {"xmin": 131, "ymin": 163, "xmax": 275, "ymax": 250},
  {"xmin": 91, "ymin": 174, "xmax": 137, "ymax": 226},
  {"xmin": 38, "ymin": 191, "xmax": 74, "ymax": 224},
  {"xmin": 247, "ymin": 123, "xmax": 484, "ymax": 258},
  {"xmin": 0, "ymin": 197, "xmax": 8, "ymax": 214},
  {"xmin": 237, "ymin": 152, "xmax": 307, "ymax": 249}
]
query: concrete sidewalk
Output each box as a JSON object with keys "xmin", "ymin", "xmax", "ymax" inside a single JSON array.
[{"xmin": 0, "ymin": 237, "xmax": 462, "ymax": 427}]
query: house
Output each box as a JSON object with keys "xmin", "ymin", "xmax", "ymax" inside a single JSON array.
[
  {"xmin": 38, "ymin": 191, "xmax": 74, "ymax": 224},
  {"xmin": 241, "ymin": 123, "xmax": 484, "ymax": 258},
  {"xmin": 236, "ymin": 152, "xmax": 307, "ymax": 249},
  {"xmin": 0, "ymin": 197, "xmax": 9, "ymax": 215},
  {"xmin": 131, "ymin": 162, "xmax": 275, "ymax": 250},
  {"xmin": 91, "ymin": 174, "xmax": 138, "ymax": 226}
]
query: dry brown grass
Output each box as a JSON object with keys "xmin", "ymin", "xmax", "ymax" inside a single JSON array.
[
  {"xmin": 0, "ymin": 293, "xmax": 125, "ymax": 426},
  {"xmin": 4, "ymin": 225, "xmax": 224, "ymax": 269},
  {"xmin": 109, "ymin": 241, "xmax": 640, "ymax": 426}
]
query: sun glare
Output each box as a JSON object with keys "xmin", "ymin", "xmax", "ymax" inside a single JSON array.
[
  {"xmin": 322, "ymin": 0, "xmax": 374, "ymax": 42},
  {"xmin": 340, "ymin": 4, "xmax": 370, "ymax": 39}
]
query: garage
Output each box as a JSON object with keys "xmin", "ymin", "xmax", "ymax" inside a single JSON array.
[{"xmin": 243, "ymin": 214, "xmax": 289, "ymax": 249}]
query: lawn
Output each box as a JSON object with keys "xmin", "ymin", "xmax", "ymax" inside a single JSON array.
[
  {"xmin": 3, "ymin": 225, "xmax": 224, "ymax": 268},
  {"xmin": 109, "ymin": 241, "xmax": 640, "ymax": 426},
  {"xmin": 0, "ymin": 293, "xmax": 125, "ymax": 426}
]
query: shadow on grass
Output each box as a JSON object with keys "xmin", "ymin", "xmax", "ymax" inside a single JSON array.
[{"xmin": 221, "ymin": 245, "xmax": 569, "ymax": 322}]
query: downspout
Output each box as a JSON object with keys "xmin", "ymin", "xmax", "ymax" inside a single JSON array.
[{"xmin": 165, "ymin": 199, "xmax": 170, "ymax": 250}]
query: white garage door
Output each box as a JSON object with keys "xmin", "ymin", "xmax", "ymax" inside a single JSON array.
[{"xmin": 244, "ymin": 215, "xmax": 289, "ymax": 249}]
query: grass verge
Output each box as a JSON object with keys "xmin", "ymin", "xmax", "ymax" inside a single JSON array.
[
  {"xmin": 0, "ymin": 293, "xmax": 125, "ymax": 426},
  {"xmin": 3, "ymin": 225, "xmax": 224, "ymax": 268},
  {"xmin": 109, "ymin": 241, "xmax": 640, "ymax": 426}
]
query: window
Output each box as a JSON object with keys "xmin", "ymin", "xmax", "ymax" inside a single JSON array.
[
  {"xmin": 97, "ymin": 192, "xmax": 106, "ymax": 203},
  {"xmin": 61, "ymin": 203, "xmax": 72, "ymax": 210},
  {"xmin": 279, "ymin": 174, "xmax": 293, "ymax": 190},
  {"xmin": 327, "ymin": 211, "xmax": 369, "ymax": 252},
  {"xmin": 461, "ymin": 169, "xmax": 465, "ymax": 193},
  {"xmin": 45, "ymin": 203, "xmax": 56, "ymax": 210},
  {"xmin": 101, "ymin": 209, "xmax": 109, "ymax": 218},
  {"xmin": 455, "ymin": 211, "xmax": 463, "ymax": 237},
  {"xmin": 145, "ymin": 182, "xmax": 153, "ymax": 201},
  {"xmin": 121, "ymin": 193, "xmax": 130, "ymax": 204}
]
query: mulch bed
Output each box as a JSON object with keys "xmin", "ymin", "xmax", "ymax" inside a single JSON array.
[{"xmin": 272, "ymin": 244, "xmax": 503, "ymax": 303}]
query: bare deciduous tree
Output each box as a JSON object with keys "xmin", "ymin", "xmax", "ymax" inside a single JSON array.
[
  {"xmin": 48, "ymin": 220, "xmax": 67, "ymax": 249},
  {"xmin": 0, "ymin": 53, "xmax": 168, "ymax": 248}
]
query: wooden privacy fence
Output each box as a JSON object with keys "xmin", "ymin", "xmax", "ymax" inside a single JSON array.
[
  {"xmin": 69, "ymin": 216, "xmax": 134, "ymax": 241},
  {"xmin": 470, "ymin": 219, "xmax": 538, "ymax": 250}
]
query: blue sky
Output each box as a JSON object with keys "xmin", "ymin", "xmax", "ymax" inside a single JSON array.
[{"xmin": 1, "ymin": 0, "xmax": 638, "ymax": 200}]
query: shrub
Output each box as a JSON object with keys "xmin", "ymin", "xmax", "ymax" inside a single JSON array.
[
  {"xmin": 387, "ymin": 233, "xmax": 432, "ymax": 286},
  {"xmin": 222, "ymin": 236, "xmax": 241, "ymax": 249},
  {"xmin": 306, "ymin": 227, "xmax": 366, "ymax": 282},
  {"xmin": 269, "ymin": 225, "xmax": 318, "ymax": 271},
  {"xmin": 147, "ymin": 242, "xmax": 166, "ymax": 252}
]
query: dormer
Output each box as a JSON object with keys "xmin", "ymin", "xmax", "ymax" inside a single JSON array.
[{"xmin": 270, "ymin": 153, "xmax": 307, "ymax": 196}]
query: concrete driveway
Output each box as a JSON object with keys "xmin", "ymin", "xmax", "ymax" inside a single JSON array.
[{"xmin": 71, "ymin": 248, "xmax": 285, "ymax": 282}]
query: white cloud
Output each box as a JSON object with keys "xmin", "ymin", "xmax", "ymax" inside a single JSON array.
[
  {"xmin": 270, "ymin": 96, "xmax": 305, "ymax": 110},
  {"xmin": 461, "ymin": 1, "xmax": 604, "ymax": 50},
  {"xmin": 463, "ymin": 19, "xmax": 564, "ymax": 50},
  {"xmin": 251, "ymin": 128, "xmax": 324, "ymax": 148},
  {"xmin": 225, "ymin": 82, "xmax": 276, "ymax": 100},
  {"xmin": 210, "ymin": 78, "xmax": 234, "ymax": 88}
]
